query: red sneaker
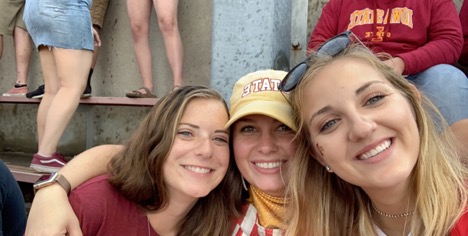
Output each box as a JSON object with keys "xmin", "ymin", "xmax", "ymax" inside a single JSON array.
[
  {"xmin": 30, "ymin": 153, "xmax": 68, "ymax": 173},
  {"xmin": 2, "ymin": 84, "xmax": 28, "ymax": 97}
]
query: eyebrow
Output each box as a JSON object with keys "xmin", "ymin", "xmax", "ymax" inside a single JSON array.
[
  {"xmin": 355, "ymin": 80, "xmax": 385, "ymax": 95},
  {"xmin": 308, "ymin": 80, "xmax": 385, "ymax": 124},
  {"xmin": 179, "ymin": 122, "xmax": 229, "ymax": 135},
  {"xmin": 215, "ymin": 130, "xmax": 230, "ymax": 135}
]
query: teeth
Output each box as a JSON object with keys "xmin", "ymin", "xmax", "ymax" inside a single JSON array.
[
  {"xmin": 359, "ymin": 140, "xmax": 391, "ymax": 160},
  {"xmin": 255, "ymin": 162, "xmax": 284, "ymax": 169},
  {"xmin": 184, "ymin": 165, "xmax": 211, "ymax": 174}
]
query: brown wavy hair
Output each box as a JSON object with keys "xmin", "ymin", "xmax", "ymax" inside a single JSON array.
[{"xmin": 108, "ymin": 86, "xmax": 241, "ymax": 236}]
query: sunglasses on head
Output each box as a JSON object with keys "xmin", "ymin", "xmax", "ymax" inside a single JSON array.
[{"xmin": 279, "ymin": 31, "xmax": 356, "ymax": 92}]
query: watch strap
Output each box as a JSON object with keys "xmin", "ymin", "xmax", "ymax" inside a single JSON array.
[
  {"xmin": 55, "ymin": 174, "xmax": 71, "ymax": 196},
  {"xmin": 34, "ymin": 173, "xmax": 71, "ymax": 195}
]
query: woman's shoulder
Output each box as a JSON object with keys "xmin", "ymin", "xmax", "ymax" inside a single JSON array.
[
  {"xmin": 69, "ymin": 175, "xmax": 148, "ymax": 235},
  {"xmin": 72, "ymin": 175, "xmax": 114, "ymax": 194},
  {"xmin": 69, "ymin": 174, "xmax": 124, "ymax": 209}
]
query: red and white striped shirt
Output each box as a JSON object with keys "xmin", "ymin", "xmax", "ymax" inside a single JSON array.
[{"xmin": 231, "ymin": 204, "xmax": 283, "ymax": 236}]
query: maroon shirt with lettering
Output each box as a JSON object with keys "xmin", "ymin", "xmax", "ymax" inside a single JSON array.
[{"xmin": 308, "ymin": 0, "xmax": 462, "ymax": 75}]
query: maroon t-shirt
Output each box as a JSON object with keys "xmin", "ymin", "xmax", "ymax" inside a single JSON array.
[
  {"xmin": 69, "ymin": 175, "xmax": 158, "ymax": 236},
  {"xmin": 308, "ymin": 0, "xmax": 463, "ymax": 75}
]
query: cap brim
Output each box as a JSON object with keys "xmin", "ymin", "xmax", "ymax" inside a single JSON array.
[{"xmin": 225, "ymin": 101, "xmax": 297, "ymax": 131}]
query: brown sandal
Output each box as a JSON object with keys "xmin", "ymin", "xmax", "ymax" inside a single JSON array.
[{"xmin": 125, "ymin": 87, "xmax": 157, "ymax": 98}]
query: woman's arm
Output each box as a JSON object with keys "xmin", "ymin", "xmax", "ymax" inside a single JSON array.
[
  {"xmin": 61, "ymin": 144, "xmax": 123, "ymax": 189},
  {"xmin": 25, "ymin": 144, "xmax": 123, "ymax": 236}
]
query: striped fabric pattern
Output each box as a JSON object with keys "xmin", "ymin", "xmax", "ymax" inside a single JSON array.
[{"xmin": 231, "ymin": 204, "xmax": 283, "ymax": 236}]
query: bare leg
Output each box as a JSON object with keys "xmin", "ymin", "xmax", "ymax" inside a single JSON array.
[
  {"xmin": 154, "ymin": 0, "xmax": 183, "ymax": 88},
  {"xmin": 37, "ymin": 47, "xmax": 59, "ymax": 145},
  {"xmin": 127, "ymin": 0, "xmax": 154, "ymax": 94},
  {"xmin": 38, "ymin": 48, "xmax": 93, "ymax": 154},
  {"xmin": 13, "ymin": 26, "xmax": 32, "ymax": 85},
  {"xmin": 82, "ymin": 25, "xmax": 101, "ymax": 96}
]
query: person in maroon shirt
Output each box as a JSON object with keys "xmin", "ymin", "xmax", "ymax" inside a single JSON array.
[
  {"xmin": 27, "ymin": 86, "xmax": 238, "ymax": 235},
  {"xmin": 458, "ymin": 0, "xmax": 468, "ymax": 70},
  {"xmin": 309, "ymin": 0, "xmax": 468, "ymax": 155}
]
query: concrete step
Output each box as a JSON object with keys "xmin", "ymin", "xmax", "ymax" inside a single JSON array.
[
  {"xmin": 0, "ymin": 152, "xmax": 48, "ymax": 183},
  {"xmin": 0, "ymin": 151, "xmax": 33, "ymax": 167}
]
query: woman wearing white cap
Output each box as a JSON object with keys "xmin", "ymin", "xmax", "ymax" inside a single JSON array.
[
  {"xmin": 227, "ymin": 70, "xmax": 297, "ymax": 235},
  {"xmin": 26, "ymin": 70, "xmax": 298, "ymax": 235}
]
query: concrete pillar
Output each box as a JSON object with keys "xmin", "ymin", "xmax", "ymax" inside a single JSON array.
[
  {"xmin": 211, "ymin": 0, "xmax": 292, "ymax": 100},
  {"xmin": 291, "ymin": 0, "xmax": 309, "ymax": 67}
]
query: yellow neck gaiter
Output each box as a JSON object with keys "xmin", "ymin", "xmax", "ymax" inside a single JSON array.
[{"xmin": 248, "ymin": 185, "xmax": 289, "ymax": 229}]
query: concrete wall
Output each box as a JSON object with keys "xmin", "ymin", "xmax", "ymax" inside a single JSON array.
[
  {"xmin": 0, "ymin": 0, "xmax": 212, "ymax": 96},
  {"xmin": 0, "ymin": 0, "xmax": 293, "ymax": 155},
  {"xmin": 211, "ymin": 0, "xmax": 291, "ymax": 99},
  {"xmin": 0, "ymin": 0, "xmax": 213, "ymax": 154},
  {"xmin": 0, "ymin": 0, "xmax": 463, "ymax": 155}
]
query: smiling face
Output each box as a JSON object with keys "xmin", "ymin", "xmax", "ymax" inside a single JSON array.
[
  {"xmin": 300, "ymin": 57, "xmax": 420, "ymax": 194},
  {"xmin": 163, "ymin": 98, "xmax": 230, "ymax": 200},
  {"xmin": 232, "ymin": 114, "xmax": 297, "ymax": 197}
]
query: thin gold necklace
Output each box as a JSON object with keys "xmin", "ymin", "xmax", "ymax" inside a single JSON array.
[{"xmin": 371, "ymin": 202, "xmax": 414, "ymax": 218}]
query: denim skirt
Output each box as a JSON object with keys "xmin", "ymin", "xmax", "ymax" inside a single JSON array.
[{"xmin": 24, "ymin": 0, "xmax": 94, "ymax": 51}]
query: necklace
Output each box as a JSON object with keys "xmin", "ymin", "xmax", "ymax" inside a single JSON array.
[{"xmin": 371, "ymin": 202, "xmax": 414, "ymax": 218}]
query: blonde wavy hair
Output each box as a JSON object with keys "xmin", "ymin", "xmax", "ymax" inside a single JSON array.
[{"xmin": 285, "ymin": 44, "xmax": 468, "ymax": 235}]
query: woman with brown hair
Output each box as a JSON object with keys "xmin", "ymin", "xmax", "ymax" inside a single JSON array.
[
  {"xmin": 26, "ymin": 70, "xmax": 298, "ymax": 235},
  {"xmin": 32, "ymin": 86, "xmax": 237, "ymax": 235}
]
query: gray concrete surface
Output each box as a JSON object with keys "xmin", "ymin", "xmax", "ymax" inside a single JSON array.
[
  {"xmin": 0, "ymin": 0, "xmax": 211, "ymax": 154},
  {"xmin": 0, "ymin": 0, "xmax": 212, "ymax": 96},
  {"xmin": 0, "ymin": 0, "xmax": 464, "ymax": 155},
  {"xmin": 211, "ymin": 0, "xmax": 291, "ymax": 99}
]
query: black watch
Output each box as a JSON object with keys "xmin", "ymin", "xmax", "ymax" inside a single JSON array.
[{"xmin": 33, "ymin": 173, "xmax": 71, "ymax": 195}]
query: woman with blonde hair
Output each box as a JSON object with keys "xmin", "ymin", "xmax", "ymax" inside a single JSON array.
[{"xmin": 280, "ymin": 33, "xmax": 468, "ymax": 235}]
